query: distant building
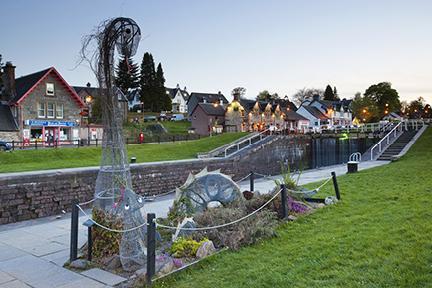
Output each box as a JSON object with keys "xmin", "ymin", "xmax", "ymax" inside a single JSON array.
[
  {"xmin": 297, "ymin": 95, "xmax": 353, "ymax": 131},
  {"xmin": 73, "ymin": 83, "xmax": 129, "ymax": 123},
  {"xmin": 187, "ymin": 91, "xmax": 228, "ymax": 117},
  {"xmin": 0, "ymin": 62, "xmax": 85, "ymax": 143},
  {"xmin": 190, "ymin": 102, "xmax": 225, "ymax": 135},
  {"xmin": 166, "ymin": 84, "xmax": 189, "ymax": 113}
]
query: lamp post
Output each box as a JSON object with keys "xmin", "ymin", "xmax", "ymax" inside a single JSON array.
[{"xmin": 85, "ymin": 95, "xmax": 93, "ymax": 145}]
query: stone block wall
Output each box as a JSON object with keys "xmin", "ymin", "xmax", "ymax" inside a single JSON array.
[{"xmin": 0, "ymin": 135, "xmax": 311, "ymax": 224}]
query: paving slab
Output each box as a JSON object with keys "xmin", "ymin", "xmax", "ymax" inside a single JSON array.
[
  {"xmin": 0, "ymin": 244, "xmax": 27, "ymax": 262},
  {"xmin": 81, "ymin": 268, "xmax": 127, "ymax": 286},
  {"xmin": 57, "ymin": 278, "xmax": 108, "ymax": 288},
  {"xmin": 41, "ymin": 249, "xmax": 69, "ymax": 267},
  {"xmin": 0, "ymin": 271, "xmax": 15, "ymax": 285},
  {"xmin": 0, "ymin": 279, "xmax": 31, "ymax": 288}
]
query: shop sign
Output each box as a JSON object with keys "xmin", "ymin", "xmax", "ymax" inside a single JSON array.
[{"xmin": 25, "ymin": 119, "xmax": 78, "ymax": 127}]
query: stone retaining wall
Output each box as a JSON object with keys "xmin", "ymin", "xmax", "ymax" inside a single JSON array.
[{"xmin": 0, "ymin": 135, "xmax": 310, "ymax": 224}]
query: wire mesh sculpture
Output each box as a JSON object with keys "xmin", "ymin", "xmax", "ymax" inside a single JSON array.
[
  {"xmin": 81, "ymin": 17, "xmax": 146, "ymax": 271},
  {"xmin": 172, "ymin": 168, "xmax": 244, "ymax": 216}
]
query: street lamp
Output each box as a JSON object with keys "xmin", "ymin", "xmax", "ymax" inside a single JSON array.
[{"xmin": 85, "ymin": 95, "xmax": 93, "ymax": 145}]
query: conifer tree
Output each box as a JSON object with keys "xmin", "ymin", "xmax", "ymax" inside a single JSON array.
[
  {"xmin": 139, "ymin": 52, "xmax": 156, "ymax": 111},
  {"xmin": 156, "ymin": 63, "xmax": 172, "ymax": 111},
  {"xmin": 115, "ymin": 56, "xmax": 140, "ymax": 95},
  {"xmin": 323, "ymin": 84, "xmax": 335, "ymax": 101}
]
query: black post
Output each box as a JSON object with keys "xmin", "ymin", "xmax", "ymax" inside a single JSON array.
[
  {"xmin": 70, "ymin": 199, "xmax": 79, "ymax": 262},
  {"xmin": 35, "ymin": 141, "xmax": 38, "ymax": 150},
  {"xmin": 280, "ymin": 184, "xmax": 288, "ymax": 219},
  {"xmin": 331, "ymin": 171, "xmax": 341, "ymax": 200},
  {"xmin": 146, "ymin": 213, "xmax": 156, "ymax": 286},
  {"xmin": 172, "ymin": 135, "xmax": 175, "ymax": 143},
  {"xmin": 87, "ymin": 226, "xmax": 93, "ymax": 261},
  {"xmin": 158, "ymin": 135, "xmax": 160, "ymax": 144},
  {"xmin": 96, "ymin": 138, "xmax": 98, "ymax": 147},
  {"xmin": 12, "ymin": 141, "xmax": 14, "ymax": 151},
  {"xmin": 249, "ymin": 171, "xmax": 254, "ymax": 192}
]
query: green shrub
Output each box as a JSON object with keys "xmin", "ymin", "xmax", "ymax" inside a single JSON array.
[{"xmin": 170, "ymin": 237, "xmax": 208, "ymax": 258}]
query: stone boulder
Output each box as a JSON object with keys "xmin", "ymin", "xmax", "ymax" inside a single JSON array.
[{"xmin": 196, "ymin": 240, "xmax": 216, "ymax": 259}]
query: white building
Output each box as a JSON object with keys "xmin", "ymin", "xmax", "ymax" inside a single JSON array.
[{"xmin": 166, "ymin": 84, "xmax": 189, "ymax": 113}]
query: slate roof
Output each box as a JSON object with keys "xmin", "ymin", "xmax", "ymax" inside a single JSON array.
[
  {"xmin": 196, "ymin": 103, "xmax": 225, "ymax": 116},
  {"xmin": 13, "ymin": 68, "xmax": 51, "ymax": 103},
  {"xmin": 304, "ymin": 106, "xmax": 329, "ymax": 120},
  {"xmin": 312, "ymin": 99, "xmax": 352, "ymax": 112},
  {"xmin": 0, "ymin": 103, "xmax": 18, "ymax": 131},
  {"xmin": 166, "ymin": 87, "xmax": 189, "ymax": 101},
  {"xmin": 72, "ymin": 86, "xmax": 128, "ymax": 102},
  {"xmin": 285, "ymin": 110, "xmax": 308, "ymax": 121},
  {"xmin": 188, "ymin": 92, "xmax": 228, "ymax": 104}
]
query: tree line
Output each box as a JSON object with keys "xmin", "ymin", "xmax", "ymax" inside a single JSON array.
[{"xmin": 115, "ymin": 52, "xmax": 172, "ymax": 112}]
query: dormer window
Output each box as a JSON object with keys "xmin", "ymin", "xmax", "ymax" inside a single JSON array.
[{"xmin": 46, "ymin": 83, "xmax": 55, "ymax": 96}]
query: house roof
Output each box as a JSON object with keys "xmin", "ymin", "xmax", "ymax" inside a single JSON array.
[
  {"xmin": 188, "ymin": 92, "xmax": 228, "ymax": 105},
  {"xmin": 0, "ymin": 103, "xmax": 18, "ymax": 131},
  {"xmin": 12, "ymin": 67, "xmax": 85, "ymax": 108},
  {"xmin": 166, "ymin": 87, "xmax": 189, "ymax": 101},
  {"xmin": 195, "ymin": 103, "xmax": 225, "ymax": 116},
  {"xmin": 126, "ymin": 88, "xmax": 140, "ymax": 101},
  {"xmin": 303, "ymin": 106, "xmax": 329, "ymax": 120},
  {"xmin": 311, "ymin": 98, "xmax": 352, "ymax": 112},
  {"xmin": 285, "ymin": 110, "xmax": 308, "ymax": 121},
  {"xmin": 72, "ymin": 86, "xmax": 128, "ymax": 102}
]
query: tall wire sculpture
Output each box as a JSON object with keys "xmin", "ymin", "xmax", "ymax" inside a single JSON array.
[{"xmin": 81, "ymin": 17, "xmax": 146, "ymax": 271}]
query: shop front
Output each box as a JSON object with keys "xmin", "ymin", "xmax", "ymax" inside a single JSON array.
[{"xmin": 23, "ymin": 119, "xmax": 80, "ymax": 145}]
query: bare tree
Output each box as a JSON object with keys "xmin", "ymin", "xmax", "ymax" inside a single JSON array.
[{"xmin": 291, "ymin": 88, "xmax": 324, "ymax": 106}]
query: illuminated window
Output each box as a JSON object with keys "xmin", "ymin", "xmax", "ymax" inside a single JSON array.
[
  {"xmin": 38, "ymin": 103, "xmax": 46, "ymax": 118},
  {"xmin": 46, "ymin": 83, "xmax": 55, "ymax": 96},
  {"xmin": 47, "ymin": 102, "xmax": 55, "ymax": 118}
]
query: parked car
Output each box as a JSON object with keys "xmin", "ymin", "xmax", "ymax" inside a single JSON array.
[
  {"xmin": 143, "ymin": 115, "xmax": 157, "ymax": 122},
  {"xmin": 0, "ymin": 141, "xmax": 12, "ymax": 151},
  {"xmin": 171, "ymin": 114, "xmax": 185, "ymax": 121}
]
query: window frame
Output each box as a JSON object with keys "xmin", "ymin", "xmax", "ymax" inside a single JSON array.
[
  {"xmin": 37, "ymin": 102, "xmax": 46, "ymax": 118},
  {"xmin": 56, "ymin": 104, "xmax": 64, "ymax": 119},
  {"xmin": 46, "ymin": 102, "xmax": 55, "ymax": 119},
  {"xmin": 46, "ymin": 83, "xmax": 55, "ymax": 96}
]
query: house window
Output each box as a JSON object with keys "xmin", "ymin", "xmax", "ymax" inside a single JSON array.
[
  {"xmin": 46, "ymin": 83, "xmax": 55, "ymax": 96},
  {"xmin": 56, "ymin": 104, "xmax": 64, "ymax": 119},
  {"xmin": 38, "ymin": 103, "xmax": 46, "ymax": 118},
  {"xmin": 47, "ymin": 102, "xmax": 55, "ymax": 118}
]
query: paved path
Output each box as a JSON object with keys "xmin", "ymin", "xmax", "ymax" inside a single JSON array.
[{"xmin": 0, "ymin": 160, "xmax": 389, "ymax": 287}]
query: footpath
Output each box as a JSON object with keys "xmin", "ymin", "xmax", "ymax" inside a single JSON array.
[{"xmin": 0, "ymin": 161, "xmax": 388, "ymax": 288}]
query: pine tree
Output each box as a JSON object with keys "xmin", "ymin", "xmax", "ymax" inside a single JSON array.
[
  {"xmin": 0, "ymin": 55, "xmax": 3, "ymax": 96},
  {"xmin": 115, "ymin": 56, "xmax": 140, "ymax": 95},
  {"xmin": 333, "ymin": 86, "xmax": 340, "ymax": 100},
  {"xmin": 139, "ymin": 52, "xmax": 156, "ymax": 112},
  {"xmin": 323, "ymin": 85, "xmax": 335, "ymax": 101},
  {"xmin": 156, "ymin": 63, "xmax": 172, "ymax": 111}
]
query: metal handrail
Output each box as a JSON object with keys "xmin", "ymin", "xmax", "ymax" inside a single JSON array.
[
  {"xmin": 223, "ymin": 129, "xmax": 270, "ymax": 157},
  {"xmin": 370, "ymin": 122, "xmax": 403, "ymax": 160}
]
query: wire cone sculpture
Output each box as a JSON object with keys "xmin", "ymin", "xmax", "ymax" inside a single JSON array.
[{"xmin": 81, "ymin": 17, "xmax": 146, "ymax": 271}]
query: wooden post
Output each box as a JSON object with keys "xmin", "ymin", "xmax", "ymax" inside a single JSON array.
[
  {"xmin": 70, "ymin": 199, "xmax": 79, "ymax": 262},
  {"xmin": 146, "ymin": 213, "xmax": 156, "ymax": 286},
  {"xmin": 280, "ymin": 184, "xmax": 288, "ymax": 219},
  {"xmin": 331, "ymin": 171, "xmax": 341, "ymax": 200},
  {"xmin": 249, "ymin": 171, "xmax": 254, "ymax": 192}
]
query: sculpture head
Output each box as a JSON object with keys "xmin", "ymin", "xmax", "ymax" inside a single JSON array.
[{"xmin": 110, "ymin": 17, "xmax": 141, "ymax": 58}]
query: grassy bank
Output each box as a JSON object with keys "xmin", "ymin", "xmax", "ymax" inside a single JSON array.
[
  {"xmin": 152, "ymin": 128, "xmax": 432, "ymax": 288},
  {"xmin": 0, "ymin": 132, "xmax": 247, "ymax": 173}
]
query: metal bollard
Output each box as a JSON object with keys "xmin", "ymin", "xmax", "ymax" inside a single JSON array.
[
  {"xmin": 146, "ymin": 213, "xmax": 156, "ymax": 286},
  {"xmin": 70, "ymin": 199, "xmax": 79, "ymax": 262},
  {"xmin": 331, "ymin": 171, "xmax": 341, "ymax": 200},
  {"xmin": 249, "ymin": 171, "xmax": 254, "ymax": 192},
  {"xmin": 280, "ymin": 184, "xmax": 288, "ymax": 219}
]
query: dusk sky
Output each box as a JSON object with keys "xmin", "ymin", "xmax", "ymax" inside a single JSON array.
[{"xmin": 2, "ymin": 0, "xmax": 431, "ymax": 103}]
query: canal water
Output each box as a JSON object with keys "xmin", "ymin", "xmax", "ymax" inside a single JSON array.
[{"xmin": 285, "ymin": 136, "xmax": 377, "ymax": 170}]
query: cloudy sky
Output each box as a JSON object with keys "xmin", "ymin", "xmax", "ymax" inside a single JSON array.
[{"xmin": 2, "ymin": 0, "xmax": 431, "ymax": 103}]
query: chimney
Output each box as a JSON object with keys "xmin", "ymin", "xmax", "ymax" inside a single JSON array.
[
  {"xmin": 176, "ymin": 83, "xmax": 180, "ymax": 89},
  {"xmin": 183, "ymin": 86, "xmax": 187, "ymax": 92},
  {"xmin": 86, "ymin": 82, "xmax": 91, "ymax": 88},
  {"xmin": 313, "ymin": 94, "xmax": 320, "ymax": 101},
  {"xmin": 2, "ymin": 62, "xmax": 16, "ymax": 101}
]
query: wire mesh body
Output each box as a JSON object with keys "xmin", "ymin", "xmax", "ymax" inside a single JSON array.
[{"xmin": 82, "ymin": 17, "xmax": 146, "ymax": 270}]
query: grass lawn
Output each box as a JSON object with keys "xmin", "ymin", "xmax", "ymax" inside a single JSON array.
[
  {"xmin": 0, "ymin": 132, "xmax": 247, "ymax": 173},
  {"xmin": 124, "ymin": 120, "xmax": 191, "ymax": 137},
  {"xmin": 152, "ymin": 128, "xmax": 432, "ymax": 288}
]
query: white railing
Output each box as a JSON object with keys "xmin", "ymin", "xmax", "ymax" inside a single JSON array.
[
  {"xmin": 370, "ymin": 122, "xmax": 403, "ymax": 160},
  {"xmin": 349, "ymin": 152, "xmax": 361, "ymax": 162},
  {"xmin": 224, "ymin": 129, "xmax": 270, "ymax": 157}
]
